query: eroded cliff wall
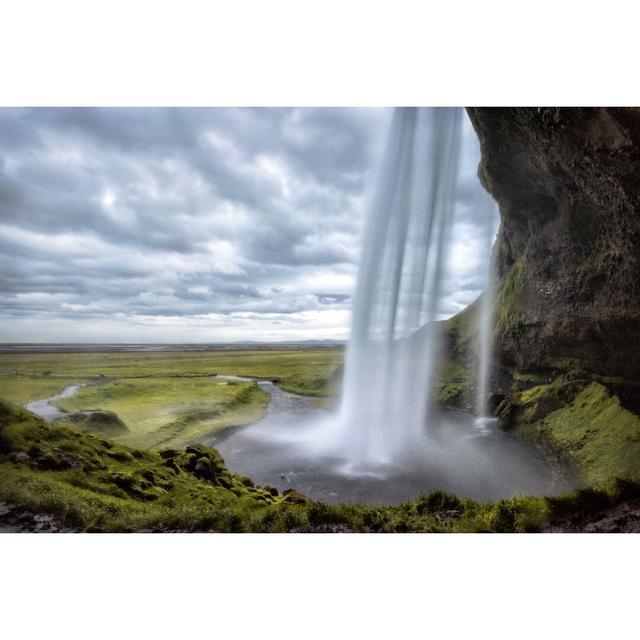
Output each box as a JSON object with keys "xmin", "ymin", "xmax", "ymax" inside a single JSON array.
[{"xmin": 466, "ymin": 107, "xmax": 640, "ymax": 383}]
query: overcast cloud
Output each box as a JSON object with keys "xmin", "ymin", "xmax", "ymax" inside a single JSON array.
[{"xmin": 0, "ymin": 108, "xmax": 497, "ymax": 343}]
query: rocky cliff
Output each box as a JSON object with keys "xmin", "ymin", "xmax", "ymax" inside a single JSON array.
[{"xmin": 466, "ymin": 107, "xmax": 640, "ymax": 385}]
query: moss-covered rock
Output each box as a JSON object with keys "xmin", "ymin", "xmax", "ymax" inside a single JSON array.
[
  {"xmin": 64, "ymin": 410, "xmax": 129, "ymax": 436},
  {"xmin": 502, "ymin": 378, "xmax": 640, "ymax": 486}
]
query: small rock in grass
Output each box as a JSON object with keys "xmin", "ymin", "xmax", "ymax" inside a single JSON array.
[
  {"xmin": 282, "ymin": 489, "xmax": 308, "ymax": 505},
  {"xmin": 141, "ymin": 470, "xmax": 156, "ymax": 483},
  {"xmin": 263, "ymin": 485, "xmax": 279, "ymax": 497},
  {"xmin": 193, "ymin": 458, "xmax": 213, "ymax": 480},
  {"xmin": 238, "ymin": 475, "xmax": 254, "ymax": 488},
  {"xmin": 163, "ymin": 458, "xmax": 181, "ymax": 473},
  {"xmin": 9, "ymin": 451, "xmax": 31, "ymax": 464}
]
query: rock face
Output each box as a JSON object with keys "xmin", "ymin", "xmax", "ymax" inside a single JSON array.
[{"xmin": 466, "ymin": 108, "xmax": 640, "ymax": 383}]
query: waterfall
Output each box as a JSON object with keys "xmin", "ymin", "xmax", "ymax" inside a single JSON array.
[
  {"xmin": 337, "ymin": 107, "xmax": 463, "ymax": 468},
  {"xmin": 298, "ymin": 107, "xmax": 500, "ymax": 472},
  {"xmin": 475, "ymin": 196, "xmax": 499, "ymax": 423}
]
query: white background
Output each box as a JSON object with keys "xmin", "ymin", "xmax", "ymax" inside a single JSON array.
[{"xmin": 2, "ymin": 1, "xmax": 639, "ymax": 638}]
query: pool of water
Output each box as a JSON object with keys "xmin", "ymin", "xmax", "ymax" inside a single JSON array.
[{"xmin": 202, "ymin": 378, "xmax": 571, "ymax": 504}]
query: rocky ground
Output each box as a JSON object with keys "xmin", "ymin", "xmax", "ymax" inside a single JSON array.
[
  {"xmin": 0, "ymin": 501, "xmax": 72, "ymax": 533},
  {"xmin": 3, "ymin": 496, "xmax": 640, "ymax": 533},
  {"xmin": 544, "ymin": 497, "xmax": 640, "ymax": 533}
]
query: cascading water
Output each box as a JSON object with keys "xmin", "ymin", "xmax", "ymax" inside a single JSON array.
[
  {"xmin": 475, "ymin": 195, "xmax": 499, "ymax": 424},
  {"xmin": 337, "ymin": 107, "xmax": 464, "ymax": 468}
]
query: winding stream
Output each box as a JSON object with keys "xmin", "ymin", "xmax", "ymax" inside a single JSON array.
[{"xmin": 25, "ymin": 383, "xmax": 84, "ymax": 421}]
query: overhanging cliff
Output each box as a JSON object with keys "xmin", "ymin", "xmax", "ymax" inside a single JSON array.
[{"xmin": 466, "ymin": 107, "xmax": 640, "ymax": 383}]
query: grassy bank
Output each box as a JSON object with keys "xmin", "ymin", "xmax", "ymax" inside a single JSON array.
[
  {"xmin": 501, "ymin": 377, "xmax": 640, "ymax": 487},
  {"xmin": 54, "ymin": 377, "xmax": 270, "ymax": 449},
  {"xmin": 0, "ymin": 375, "xmax": 84, "ymax": 406},
  {"xmin": 3, "ymin": 398, "xmax": 637, "ymax": 532}
]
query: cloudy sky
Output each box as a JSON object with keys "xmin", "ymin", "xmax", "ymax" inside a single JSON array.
[{"xmin": 0, "ymin": 108, "xmax": 496, "ymax": 343}]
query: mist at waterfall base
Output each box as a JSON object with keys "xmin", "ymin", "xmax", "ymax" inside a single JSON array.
[{"xmin": 208, "ymin": 108, "xmax": 568, "ymax": 503}]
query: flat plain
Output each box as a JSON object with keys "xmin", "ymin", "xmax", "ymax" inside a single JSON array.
[{"xmin": 0, "ymin": 347, "xmax": 343, "ymax": 448}]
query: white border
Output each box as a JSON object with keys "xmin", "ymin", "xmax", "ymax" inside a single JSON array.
[
  {"xmin": 1, "ymin": 0, "xmax": 639, "ymax": 637},
  {"xmin": 1, "ymin": 0, "xmax": 639, "ymax": 106},
  {"xmin": 1, "ymin": 533, "xmax": 638, "ymax": 639}
]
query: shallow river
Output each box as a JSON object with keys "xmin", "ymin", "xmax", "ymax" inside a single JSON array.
[
  {"xmin": 25, "ymin": 384, "xmax": 84, "ymax": 421},
  {"xmin": 202, "ymin": 378, "xmax": 571, "ymax": 504}
]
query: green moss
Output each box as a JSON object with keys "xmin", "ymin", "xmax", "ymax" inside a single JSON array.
[
  {"xmin": 494, "ymin": 253, "xmax": 526, "ymax": 337},
  {"xmin": 413, "ymin": 490, "xmax": 461, "ymax": 516},
  {"xmin": 440, "ymin": 298, "xmax": 480, "ymax": 355},
  {"xmin": 482, "ymin": 497, "xmax": 549, "ymax": 533},
  {"xmin": 0, "ymin": 399, "xmax": 281, "ymax": 531},
  {"xmin": 65, "ymin": 410, "xmax": 129, "ymax": 436},
  {"xmin": 435, "ymin": 302, "xmax": 480, "ymax": 410},
  {"xmin": 513, "ymin": 379, "xmax": 640, "ymax": 486},
  {"xmin": 435, "ymin": 358, "xmax": 469, "ymax": 408},
  {"xmin": 539, "ymin": 383, "xmax": 640, "ymax": 485}
]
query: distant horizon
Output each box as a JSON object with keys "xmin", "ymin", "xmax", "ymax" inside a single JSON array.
[
  {"xmin": 0, "ymin": 338, "xmax": 346, "ymax": 345},
  {"xmin": 0, "ymin": 339, "xmax": 347, "ymax": 354}
]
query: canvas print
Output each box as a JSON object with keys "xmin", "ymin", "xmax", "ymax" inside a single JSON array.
[{"xmin": 1, "ymin": 107, "xmax": 639, "ymax": 533}]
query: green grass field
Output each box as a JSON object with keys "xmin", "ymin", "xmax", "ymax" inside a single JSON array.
[
  {"xmin": 54, "ymin": 377, "xmax": 270, "ymax": 449},
  {"xmin": 0, "ymin": 348, "xmax": 343, "ymax": 448}
]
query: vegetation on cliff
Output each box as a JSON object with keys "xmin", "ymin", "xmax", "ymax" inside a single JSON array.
[{"xmin": 500, "ymin": 377, "xmax": 640, "ymax": 487}]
